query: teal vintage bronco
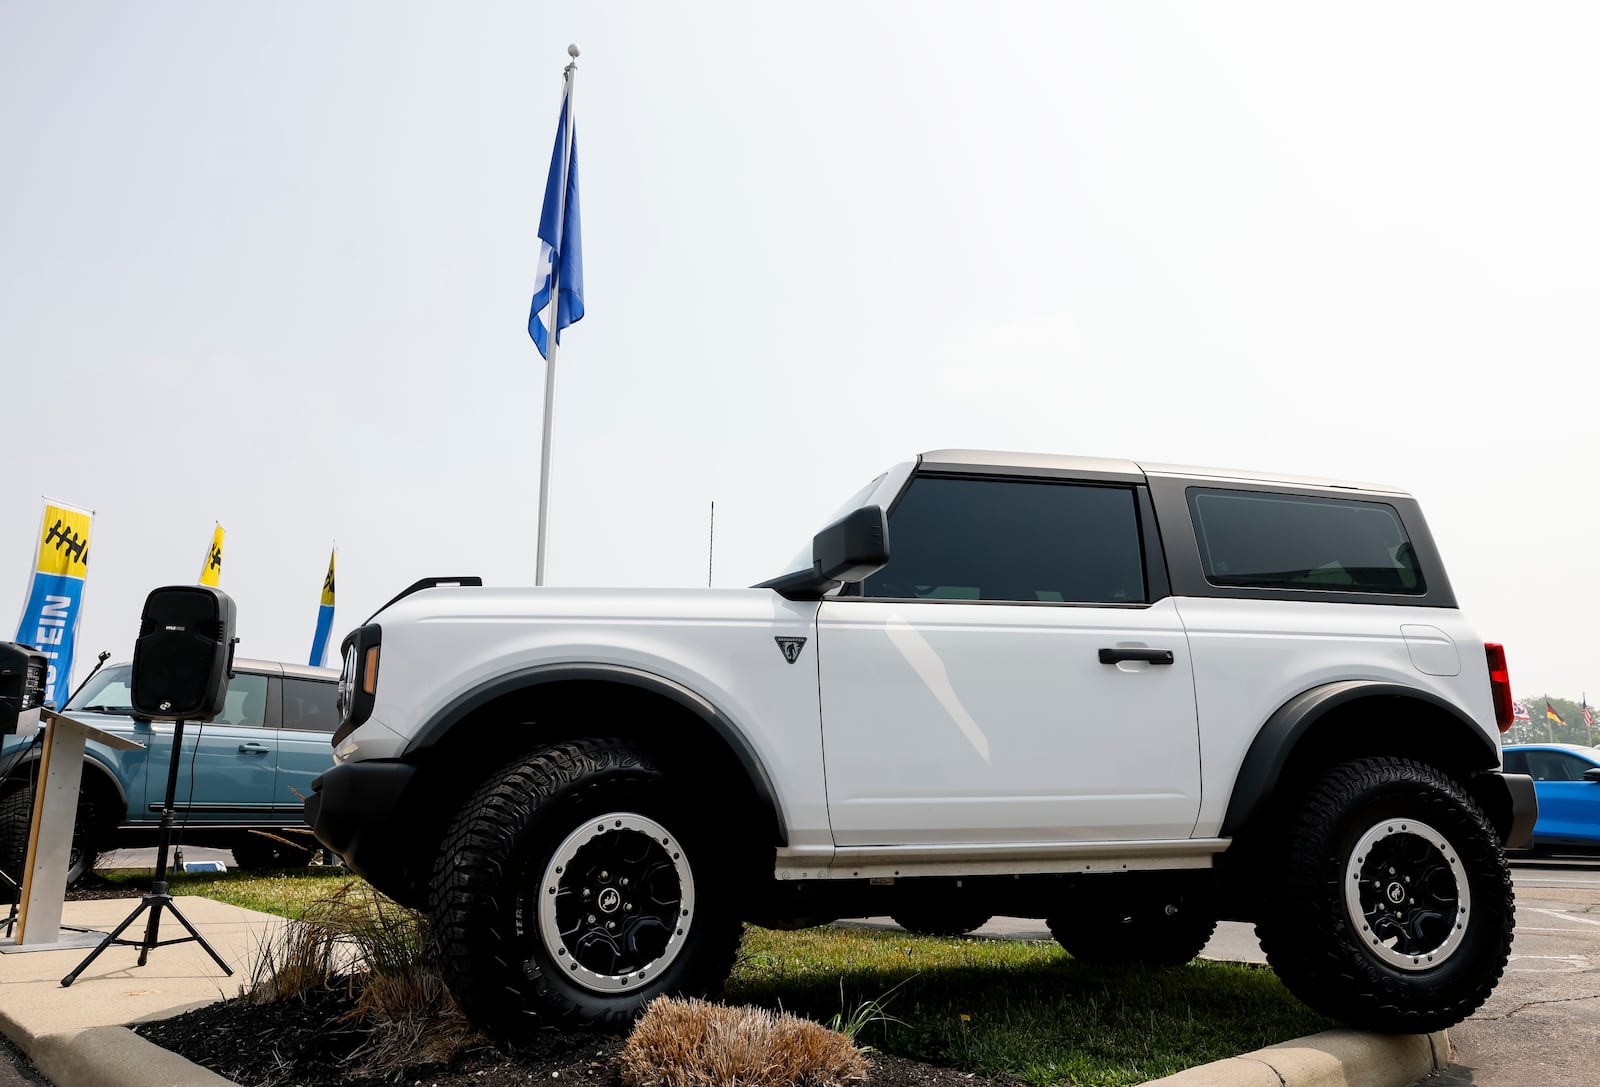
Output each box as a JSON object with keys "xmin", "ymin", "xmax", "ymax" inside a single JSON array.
[{"xmin": 1, "ymin": 656, "xmax": 337, "ymax": 896}]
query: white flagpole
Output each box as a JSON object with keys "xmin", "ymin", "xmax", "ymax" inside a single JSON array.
[{"xmin": 535, "ymin": 45, "xmax": 579, "ymax": 587}]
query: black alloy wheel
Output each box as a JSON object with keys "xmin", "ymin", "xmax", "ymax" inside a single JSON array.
[
  {"xmin": 429, "ymin": 738, "xmax": 742, "ymax": 1035},
  {"xmin": 1255, "ymin": 757, "xmax": 1514, "ymax": 1032}
]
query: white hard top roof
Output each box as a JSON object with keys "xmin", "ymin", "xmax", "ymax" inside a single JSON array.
[{"xmin": 918, "ymin": 449, "xmax": 1408, "ymax": 496}]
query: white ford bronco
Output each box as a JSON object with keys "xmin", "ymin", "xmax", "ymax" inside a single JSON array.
[{"xmin": 306, "ymin": 449, "xmax": 1536, "ymax": 1035}]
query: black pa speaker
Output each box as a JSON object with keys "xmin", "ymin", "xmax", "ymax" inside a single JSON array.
[
  {"xmin": 131, "ymin": 585, "xmax": 238, "ymax": 721},
  {"xmin": 0, "ymin": 641, "xmax": 48, "ymax": 736}
]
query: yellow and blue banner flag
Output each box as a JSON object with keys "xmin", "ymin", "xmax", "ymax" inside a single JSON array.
[
  {"xmin": 199, "ymin": 523, "xmax": 224, "ymax": 586},
  {"xmin": 309, "ymin": 547, "xmax": 336, "ymax": 667},
  {"xmin": 14, "ymin": 499, "xmax": 93, "ymax": 707}
]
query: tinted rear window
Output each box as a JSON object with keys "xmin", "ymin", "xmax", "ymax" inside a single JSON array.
[
  {"xmin": 1187, "ymin": 488, "xmax": 1424, "ymax": 595},
  {"xmin": 282, "ymin": 677, "xmax": 339, "ymax": 733}
]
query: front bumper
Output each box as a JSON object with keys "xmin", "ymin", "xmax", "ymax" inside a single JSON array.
[{"xmin": 304, "ymin": 759, "xmax": 423, "ymax": 906}]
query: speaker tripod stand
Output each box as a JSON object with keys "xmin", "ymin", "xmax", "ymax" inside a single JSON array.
[{"xmin": 61, "ymin": 718, "xmax": 233, "ymax": 986}]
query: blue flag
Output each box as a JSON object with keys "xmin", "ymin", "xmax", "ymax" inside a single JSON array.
[
  {"xmin": 309, "ymin": 547, "xmax": 336, "ymax": 668},
  {"xmin": 528, "ymin": 84, "xmax": 584, "ymax": 358}
]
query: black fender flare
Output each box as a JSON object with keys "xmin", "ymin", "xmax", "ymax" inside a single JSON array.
[
  {"xmin": 1220, "ymin": 680, "xmax": 1500, "ymax": 837},
  {"xmin": 1, "ymin": 751, "xmax": 128, "ymax": 824},
  {"xmin": 406, "ymin": 662, "xmax": 788, "ymax": 843}
]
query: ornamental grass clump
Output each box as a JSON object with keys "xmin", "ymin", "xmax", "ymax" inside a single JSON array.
[
  {"xmin": 620, "ymin": 995, "xmax": 869, "ymax": 1087},
  {"xmin": 243, "ymin": 880, "xmax": 484, "ymax": 1076}
]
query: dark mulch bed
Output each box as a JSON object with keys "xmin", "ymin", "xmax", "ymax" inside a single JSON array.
[
  {"xmin": 75, "ymin": 876, "xmax": 1018, "ymax": 1087},
  {"xmin": 134, "ymin": 989, "xmax": 1021, "ymax": 1087}
]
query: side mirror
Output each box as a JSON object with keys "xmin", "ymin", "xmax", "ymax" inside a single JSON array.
[
  {"xmin": 814, "ymin": 505, "xmax": 890, "ymax": 585},
  {"xmin": 758, "ymin": 506, "xmax": 890, "ymax": 600},
  {"xmin": 1583, "ymin": 767, "xmax": 1600, "ymax": 784}
]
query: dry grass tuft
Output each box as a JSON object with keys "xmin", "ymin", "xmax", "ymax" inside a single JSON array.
[
  {"xmin": 243, "ymin": 880, "xmax": 489, "ymax": 1076},
  {"xmin": 343, "ymin": 970, "xmax": 484, "ymax": 1077},
  {"xmin": 621, "ymin": 995, "xmax": 869, "ymax": 1087}
]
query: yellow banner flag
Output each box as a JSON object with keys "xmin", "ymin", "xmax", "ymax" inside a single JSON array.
[
  {"xmin": 310, "ymin": 546, "xmax": 336, "ymax": 666},
  {"xmin": 199, "ymin": 523, "xmax": 225, "ymax": 586},
  {"xmin": 34, "ymin": 502, "xmax": 92, "ymax": 578},
  {"xmin": 320, "ymin": 548, "xmax": 336, "ymax": 607},
  {"xmin": 16, "ymin": 499, "xmax": 94, "ymax": 706}
]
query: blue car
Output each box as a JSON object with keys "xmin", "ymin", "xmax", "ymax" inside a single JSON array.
[
  {"xmin": 1501, "ymin": 744, "xmax": 1600, "ymax": 852},
  {"xmin": 1, "ymin": 657, "xmax": 339, "ymax": 895}
]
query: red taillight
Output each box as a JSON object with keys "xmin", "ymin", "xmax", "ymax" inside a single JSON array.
[{"xmin": 1485, "ymin": 643, "xmax": 1513, "ymax": 733}]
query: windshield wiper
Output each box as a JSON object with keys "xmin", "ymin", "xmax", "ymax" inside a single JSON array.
[{"xmin": 76, "ymin": 705, "xmax": 135, "ymax": 714}]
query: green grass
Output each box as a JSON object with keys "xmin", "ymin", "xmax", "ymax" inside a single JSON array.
[
  {"xmin": 728, "ymin": 925, "xmax": 1336, "ymax": 1086},
  {"xmin": 131, "ymin": 868, "xmax": 1335, "ymax": 1086},
  {"xmin": 93, "ymin": 865, "xmax": 357, "ymax": 917}
]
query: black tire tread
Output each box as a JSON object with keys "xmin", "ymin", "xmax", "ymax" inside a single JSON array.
[
  {"xmin": 430, "ymin": 738, "xmax": 741, "ymax": 1035},
  {"xmin": 0, "ymin": 783, "xmax": 101, "ymax": 899},
  {"xmin": 0, "ymin": 786, "xmax": 31, "ymax": 903},
  {"xmin": 1254, "ymin": 756, "xmax": 1513, "ymax": 1033},
  {"xmin": 231, "ymin": 831, "xmax": 316, "ymax": 870}
]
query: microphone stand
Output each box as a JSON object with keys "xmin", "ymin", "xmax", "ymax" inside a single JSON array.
[
  {"xmin": 64, "ymin": 651, "xmax": 112, "ymax": 709},
  {"xmin": 60, "ymin": 717, "xmax": 232, "ymax": 985}
]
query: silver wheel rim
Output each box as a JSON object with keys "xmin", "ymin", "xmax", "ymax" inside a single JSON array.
[
  {"xmin": 1343, "ymin": 817, "xmax": 1471, "ymax": 972},
  {"xmin": 535, "ymin": 812, "xmax": 694, "ymax": 994}
]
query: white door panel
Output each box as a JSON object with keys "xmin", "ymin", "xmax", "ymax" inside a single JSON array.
[{"xmin": 818, "ymin": 597, "xmax": 1200, "ymax": 846}]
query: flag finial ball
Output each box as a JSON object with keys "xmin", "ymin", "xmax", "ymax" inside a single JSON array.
[{"xmin": 568, "ymin": 44, "xmax": 581, "ymax": 58}]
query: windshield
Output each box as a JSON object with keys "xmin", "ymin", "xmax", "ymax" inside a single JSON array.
[{"xmin": 64, "ymin": 664, "xmax": 136, "ymax": 714}]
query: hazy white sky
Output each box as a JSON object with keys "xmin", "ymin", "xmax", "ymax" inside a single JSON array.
[{"xmin": 4, "ymin": 3, "xmax": 1596, "ymax": 703}]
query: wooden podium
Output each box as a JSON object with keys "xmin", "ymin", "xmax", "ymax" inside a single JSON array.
[{"xmin": 1, "ymin": 708, "xmax": 142, "ymax": 953}]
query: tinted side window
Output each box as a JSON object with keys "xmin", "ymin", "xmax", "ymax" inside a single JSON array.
[
  {"xmin": 212, "ymin": 672, "xmax": 270, "ymax": 728},
  {"xmin": 862, "ymin": 476, "xmax": 1146, "ymax": 604},
  {"xmin": 1502, "ymin": 750, "xmax": 1528, "ymax": 775},
  {"xmin": 1187, "ymin": 489, "xmax": 1425, "ymax": 594},
  {"xmin": 1523, "ymin": 751, "xmax": 1593, "ymax": 782},
  {"xmin": 282, "ymin": 678, "xmax": 339, "ymax": 733}
]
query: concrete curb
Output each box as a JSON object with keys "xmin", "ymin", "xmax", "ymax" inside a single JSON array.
[
  {"xmin": 1140, "ymin": 1028, "xmax": 1451, "ymax": 1087},
  {"xmin": 29, "ymin": 1028, "xmax": 235, "ymax": 1087},
  {"xmin": 15, "ymin": 1021, "xmax": 1454, "ymax": 1087}
]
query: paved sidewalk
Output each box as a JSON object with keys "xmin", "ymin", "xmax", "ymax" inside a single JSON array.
[
  {"xmin": 0, "ymin": 898, "xmax": 1446, "ymax": 1087},
  {"xmin": 0, "ymin": 896, "xmax": 280, "ymax": 1087}
]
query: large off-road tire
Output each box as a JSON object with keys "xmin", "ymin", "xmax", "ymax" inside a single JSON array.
[
  {"xmin": 1254, "ymin": 757, "xmax": 1514, "ymax": 1033},
  {"xmin": 231, "ymin": 830, "xmax": 317, "ymax": 870},
  {"xmin": 1, "ymin": 785, "xmax": 103, "ymax": 901},
  {"xmin": 0, "ymin": 787, "xmax": 30, "ymax": 902},
  {"xmin": 890, "ymin": 908, "xmax": 994, "ymax": 938},
  {"xmin": 429, "ymin": 739, "xmax": 743, "ymax": 1036},
  {"xmin": 1046, "ymin": 892, "xmax": 1218, "ymax": 966}
]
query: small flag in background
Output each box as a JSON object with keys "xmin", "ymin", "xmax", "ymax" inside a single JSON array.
[
  {"xmin": 309, "ymin": 546, "xmax": 336, "ymax": 668},
  {"xmin": 1546, "ymin": 701, "xmax": 1566, "ymax": 726},
  {"xmin": 1513, "ymin": 700, "xmax": 1531, "ymax": 722},
  {"xmin": 199, "ymin": 523, "xmax": 225, "ymax": 586},
  {"xmin": 527, "ymin": 79, "xmax": 584, "ymax": 359},
  {"xmin": 1584, "ymin": 697, "xmax": 1594, "ymax": 729}
]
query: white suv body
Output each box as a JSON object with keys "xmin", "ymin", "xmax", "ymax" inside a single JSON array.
[{"xmin": 307, "ymin": 449, "xmax": 1534, "ymax": 1037}]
